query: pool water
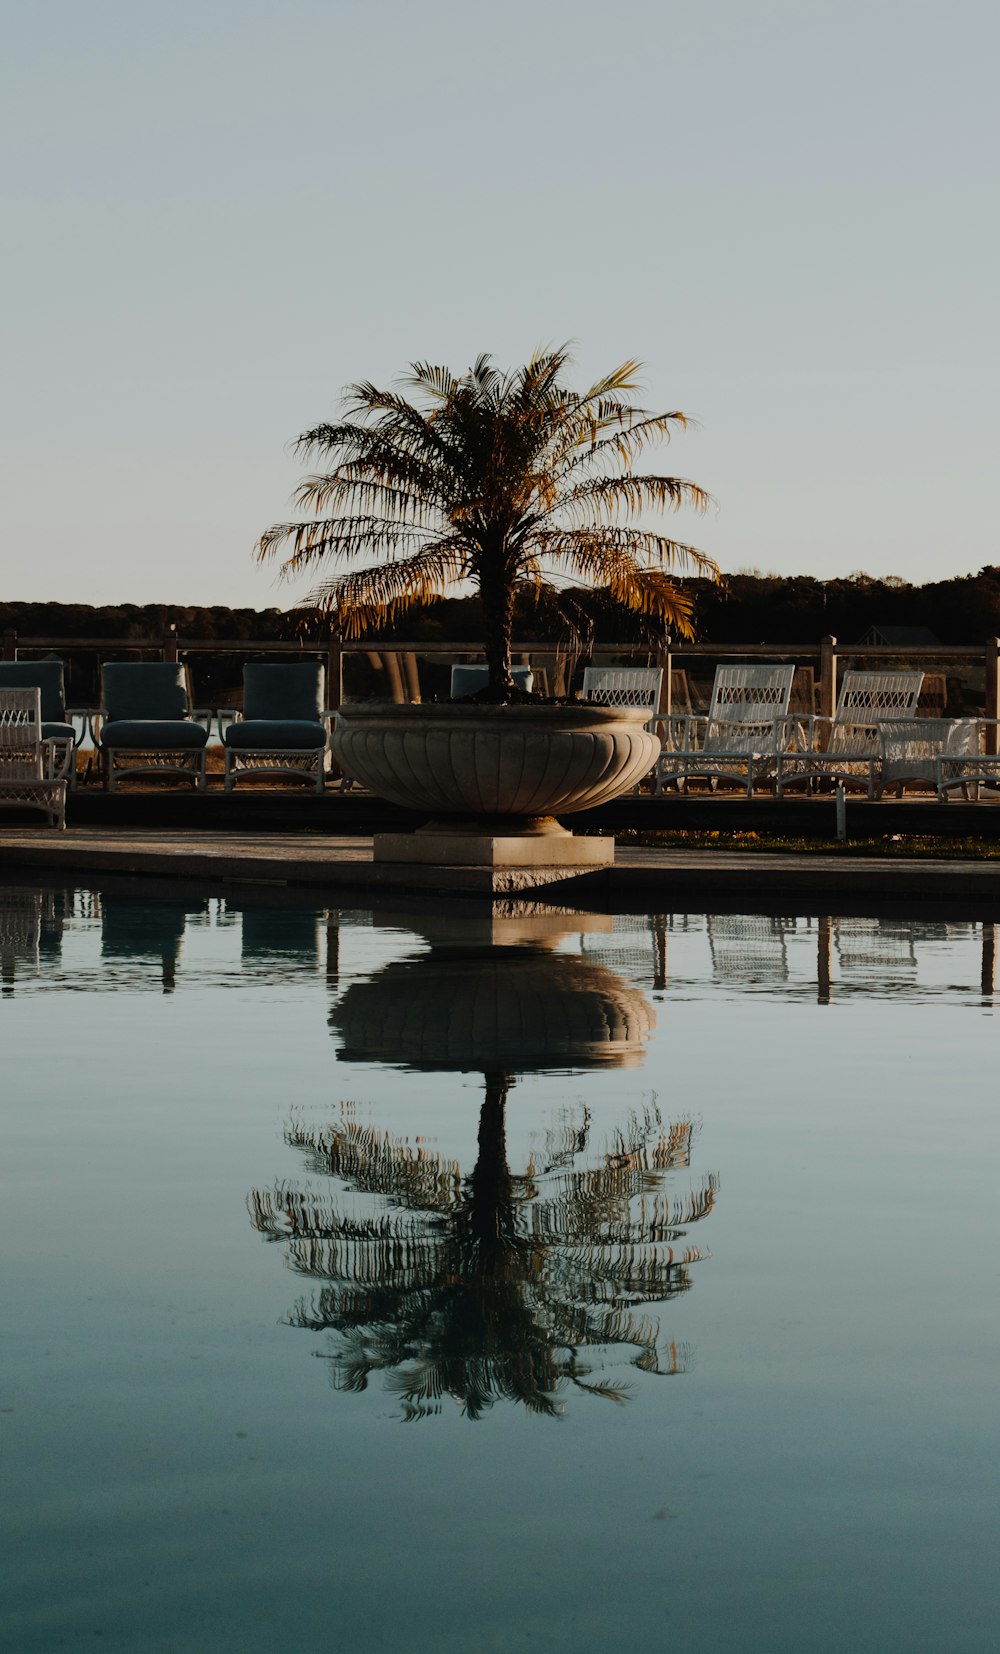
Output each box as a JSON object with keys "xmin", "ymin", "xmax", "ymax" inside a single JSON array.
[{"xmin": 2, "ymin": 885, "xmax": 998, "ymax": 1653}]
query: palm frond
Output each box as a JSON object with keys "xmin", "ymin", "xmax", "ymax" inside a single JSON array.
[
  {"xmin": 537, "ymin": 525, "xmax": 720, "ymax": 580},
  {"xmin": 254, "ymin": 350, "xmax": 719, "ymax": 661},
  {"xmin": 256, "ymin": 516, "xmax": 432, "ymax": 574},
  {"xmin": 557, "ymin": 474, "xmax": 714, "ymax": 523},
  {"xmin": 304, "ymin": 540, "xmax": 468, "ymax": 634}
]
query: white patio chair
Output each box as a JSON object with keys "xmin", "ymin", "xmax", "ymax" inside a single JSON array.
[
  {"xmin": 0, "ymin": 689, "xmax": 67, "ymax": 828},
  {"xmin": 776, "ymin": 670, "xmax": 924, "ymax": 798},
  {"xmin": 936, "ymin": 720, "xmax": 1000, "ymax": 800},
  {"xmin": 581, "ymin": 667, "xmax": 663, "ymax": 721},
  {"xmin": 656, "ymin": 665, "xmax": 796, "ymax": 797},
  {"xmin": 583, "ymin": 668, "xmax": 664, "ymax": 791},
  {"xmin": 876, "ymin": 718, "xmax": 978, "ymax": 797}
]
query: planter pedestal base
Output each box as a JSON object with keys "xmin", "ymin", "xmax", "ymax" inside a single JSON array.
[{"xmin": 374, "ymin": 822, "xmax": 614, "ymax": 870}]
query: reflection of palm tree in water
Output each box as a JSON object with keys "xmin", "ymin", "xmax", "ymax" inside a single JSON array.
[{"xmin": 249, "ymin": 1084, "xmax": 717, "ymax": 1420}]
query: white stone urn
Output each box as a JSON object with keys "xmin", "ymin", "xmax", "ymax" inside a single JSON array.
[{"xmin": 331, "ymin": 702, "xmax": 659, "ymax": 825}]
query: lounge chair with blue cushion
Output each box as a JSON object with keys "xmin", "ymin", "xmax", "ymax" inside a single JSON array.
[
  {"xmin": 99, "ymin": 663, "xmax": 208, "ymax": 791},
  {"xmin": 0, "ymin": 661, "xmax": 77, "ymax": 783},
  {"xmin": 223, "ymin": 663, "xmax": 329, "ymax": 792},
  {"xmin": 450, "ymin": 664, "xmax": 533, "ymax": 697}
]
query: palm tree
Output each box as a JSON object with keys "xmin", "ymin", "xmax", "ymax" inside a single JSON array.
[
  {"xmin": 248, "ymin": 1087, "xmax": 717, "ymax": 1421},
  {"xmin": 257, "ymin": 349, "xmax": 719, "ymax": 697}
]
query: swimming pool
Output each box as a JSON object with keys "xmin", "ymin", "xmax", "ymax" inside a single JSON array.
[{"xmin": 3, "ymin": 883, "xmax": 998, "ymax": 1652}]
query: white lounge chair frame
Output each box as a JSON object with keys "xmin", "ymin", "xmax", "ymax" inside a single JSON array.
[
  {"xmin": 876, "ymin": 717, "xmax": 978, "ymax": 797},
  {"xmin": 935, "ymin": 720, "xmax": 1000, "ymax": 800},
  {"xmin": 102, "ymin": 732, "xmax": 209, "ymax": 791},
  {"xmin": 657, "ymin": 665, "xmax": 796, "ymax": 797},
  {"xmin": 0, "ymin": 689, "xmax": 67, "ymax": 828},
  {"xmin": 222, "ymin": 719, "xmax": 333, "ymax": 793},
  {"xmin": 776, "ymin": 671, "xmax": 924, "ymax": 798}
]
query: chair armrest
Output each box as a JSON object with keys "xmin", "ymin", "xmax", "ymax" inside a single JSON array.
[
  {"xmin": 213, "ymin": 708, "xmax": 241, "ymax": 742},
  {"xmin": 40, "ymin": 737, "xmax": 74, "ymax": 781},
  {"xmin": 658, "ymin": 714, "xmax": 705, "ymax": 753}
]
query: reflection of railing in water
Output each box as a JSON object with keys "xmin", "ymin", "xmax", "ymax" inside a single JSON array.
[
  {"xmin": 0, "ymin": 886, "xmax": 63, "ymax": 994},
  {"xmin": 2, "ymin": 887, "xmax": 997, "ymax": 1011},
  {"xmin": 101, "ymin": 895, "xmax": 209, "ymax": 995},
  {"xmin": 578, "ymin": 914, "xmax": 669, "ymax": 990},
  {"xmin": 652, "ymin": 910, "xmax": 1000, "ymax": 1007}
]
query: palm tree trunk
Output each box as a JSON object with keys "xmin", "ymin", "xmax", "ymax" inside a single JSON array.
[
  {"xmin": 472, "ymin": 1072, "xmax": 514, "ymax": 1233},
  {"xmin": 477, "ymin": 555, "xmax": 516, "ymax": 696}
]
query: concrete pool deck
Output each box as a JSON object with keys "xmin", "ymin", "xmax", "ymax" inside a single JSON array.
[{"xmin": 3, "ymin": 826, "xmax": 1000, "ymax": 905}]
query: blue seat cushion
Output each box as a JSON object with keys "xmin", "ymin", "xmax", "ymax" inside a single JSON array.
[
  {"xmin": 41, "ymin": 722, "xmax": 76, "ymax": 741},
  {"xmin": 225, "ymin": 720, "xmax": 327, "ymax": 751},
  {"xmin": 101, "ymin": 720, "xmax": 208, "ymax": 750}
]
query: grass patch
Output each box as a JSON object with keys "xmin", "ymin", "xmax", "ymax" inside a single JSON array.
[{"xmin": 607, "ymin": 829, "xmax": 1000, "ymax": 860}]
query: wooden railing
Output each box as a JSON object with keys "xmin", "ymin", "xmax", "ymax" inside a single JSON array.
[{"xmin": 4, "ymin": 629, "xmax": 1000, "ymax": 750}]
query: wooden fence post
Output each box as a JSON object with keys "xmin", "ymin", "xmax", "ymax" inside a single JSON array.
[
  {"xmin": 163, "ymin": 631, "xmax": 179, "ymax": 663},
  {"xmin": 982, "ymin": 923, "xmax": 996, "ymax": 1000},
  {"xmin": 817, "ymin": 914, "xmax": 832, "ymax": 1005},
  {"xmin": 985, "ymin": 638, "xmax": 1000, "ymax": 755},
  {"xmin": 2, "ymin": 629, "xmax": 16, "ymax": 661},
  {"xmin": 819, "ymin": 635, "xmax": 837, "ymax": 722},
  {"xmin": 327, "ymin": 639, "xmax": 343, "ymax": 710},
  {"xmin": 657, "ymin": 645, "xmax": 672, "ymax": 719}
]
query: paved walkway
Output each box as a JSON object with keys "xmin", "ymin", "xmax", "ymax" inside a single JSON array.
[{"xmin": 2, "ymin": 827, "xmax": 1000, "ymax": 904}]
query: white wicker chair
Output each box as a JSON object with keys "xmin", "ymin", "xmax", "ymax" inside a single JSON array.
[
  {"xmin": 876, "ymin": 717, "xmax": 978, "ymax": 797},
  {"xmin": 582, "ymin": 668, "xmax": 664, "ymax": 792},
  {"xmin": 656, "ymin": 665, "xmax": 796, "ymax": 797},
  {"xmin": 0, "ymin": 689, "xmax": 67, "ymax": 828},
  {"xmin": 581, "ymin": 667, "xmax": 663, "ymax": 720},
  {"xmin": 776, "ymin": 670, "xmax": 924, "ymax": 798},
  {"xmin": 935, "ymin": 720, "xmax": 1000, "ymax": 800}
]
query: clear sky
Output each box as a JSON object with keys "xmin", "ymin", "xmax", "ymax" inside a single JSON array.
[{"xmin": 3, "ymin": 0, "xmax": 997, "ymax": 609}]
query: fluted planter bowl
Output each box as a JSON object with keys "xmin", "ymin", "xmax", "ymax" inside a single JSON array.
[{"xmin": 331, "ymin": 702, "xmax": 660, "ymax": 822}]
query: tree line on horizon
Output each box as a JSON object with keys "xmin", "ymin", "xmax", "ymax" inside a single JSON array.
[{"xmin": 5, "ymin": 566, "xmax": 1000, "ymax": 649}]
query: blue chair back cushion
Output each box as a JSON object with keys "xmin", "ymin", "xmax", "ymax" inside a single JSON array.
[
  {"xmin": 243, "ymin": 663, "xmax": 325, "ymax": 722},
  {"xmin": 0, "ymin": 661, "xmax": 66, "ymax": 723},
  {"xmin": 450, "ymin": 665, "xmax": 533, "ymax": 698},
  {"xmin": 103, "ymin": 663, "xmax": 191, "ymax": 722},
  {"xmin": 100, "ymin": 720, "xmax": 207, "ymax": 750}
]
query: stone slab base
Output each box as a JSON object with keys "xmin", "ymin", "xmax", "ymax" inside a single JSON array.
[{"xmin": 373, "ymin": 831, "xmax": 615, "ymax": 868}]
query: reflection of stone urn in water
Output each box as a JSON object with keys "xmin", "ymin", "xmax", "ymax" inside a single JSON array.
[{"xmin": 249, "ymin": 934, "xmax": 718, "ymax": 1419}]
